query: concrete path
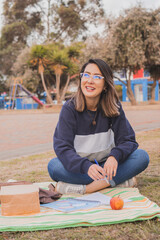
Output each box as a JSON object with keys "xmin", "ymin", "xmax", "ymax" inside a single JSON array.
[{"xmin": 0, "ymin": 105, "xmax": 160, "ymax": 161}]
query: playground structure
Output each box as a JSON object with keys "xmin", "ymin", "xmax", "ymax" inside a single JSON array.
[{"xmin": 7, "ymin": 77, "xmax": 44, "ymax": 110}]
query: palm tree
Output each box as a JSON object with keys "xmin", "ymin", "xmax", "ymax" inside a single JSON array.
[
  {"xmin": 59, "ymin": 44, "xmax": 81, "ymax": 102},
  {"xmin": 47, "ymin": 46, "xmax": 69, "ymax": 104},
  {"xmin": 30, "ymin": 45, "xmax": 53, "ymax": 104},
  {"xmin": 51, "ymin": 63, "xmax": 67, "ymax": 104},
  {"xmin": 49, "ymin": 43, "xmax": 82, "ymax": 103}
]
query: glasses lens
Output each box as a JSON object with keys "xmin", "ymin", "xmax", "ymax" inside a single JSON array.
[
  {"xmin": 80, "ymin": 73, "xmax": 89, "ymax": 78},
  {"xmin": 93, "ymin": 75, "xmax": 103, "ymax": 80},
  {"xmin": 83, "ymin": 73, "xmax": 90, "ymax": 78},
  {"xmin": 80, "ymin": 73, "xmax": 104, "ymax": 80}
]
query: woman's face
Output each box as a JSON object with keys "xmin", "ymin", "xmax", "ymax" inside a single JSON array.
[{"xmin": 81, "ymin": 63, "xmax": 105, "ymax": 104}]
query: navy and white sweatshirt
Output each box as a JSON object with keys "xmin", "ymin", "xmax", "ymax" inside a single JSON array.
[{"xmin": 54, "ymin": 99, "xmax": 138, "ymax": 174}]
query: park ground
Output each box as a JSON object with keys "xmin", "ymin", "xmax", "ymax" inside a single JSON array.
[
  {"xmin": 0, "ymin": 127, "xmax": 160, "ymax": 240},
  {"xmin": 0, "ymin": 101, "xmax": 160, "ymax": 161}
]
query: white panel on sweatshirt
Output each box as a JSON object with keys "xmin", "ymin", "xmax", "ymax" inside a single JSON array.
[{"xmin": 74, "ymin": 129, "xmax": 115, "ymax": 154}]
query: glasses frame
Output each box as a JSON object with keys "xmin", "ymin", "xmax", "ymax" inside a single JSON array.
[{"xmin": 80, "ymin": 72, "xmax": 104, "ymax": 80}]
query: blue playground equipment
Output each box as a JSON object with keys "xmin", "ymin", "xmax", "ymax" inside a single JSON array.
[
  {"xmin": 0, "ymin": 96, "xmax": 5, "ymax": 109},
  {"xmin": 8, "ymin": 77, "xmax": 44, "ymax": 110}
]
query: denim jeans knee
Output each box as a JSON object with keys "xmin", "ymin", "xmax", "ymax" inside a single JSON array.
[
  {"xmin": 136, "ymin": 149, "xmax": 150, "ymax": 169},
  {"xmin": 48, "ymin": 157, "xmax": 93, "ymax": 184},
  {"xmin": 48, "ymin": 158, "xmax": 56, "ymax": 181},
  {"xmin": 111, "ymin": 149, "xmax": 149, "ymax": 186}
]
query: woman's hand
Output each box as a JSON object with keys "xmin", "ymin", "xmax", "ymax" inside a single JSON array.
[
  {"xmin": 88, "ymin": 164, "xmax": 106, "ymax": 181},
  {"xmin": 103, "ymin": 156, "xmax": 118, "ymax": 181}
]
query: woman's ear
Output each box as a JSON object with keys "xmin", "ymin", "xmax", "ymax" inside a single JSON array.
[{"xmin": 103, "ymin": 87, "xmax": 107, "ymax": 93}]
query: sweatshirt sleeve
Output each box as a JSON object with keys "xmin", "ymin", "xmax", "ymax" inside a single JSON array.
[
  {"xmin": 53, "ymin": 103, "xmax": 92, "ymax": 174},
  {"xmin": 108, "ymin": 103, "xmax": 138, "ymax": 163}
]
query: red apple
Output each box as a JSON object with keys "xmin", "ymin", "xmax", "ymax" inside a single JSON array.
[{"xmin": 110, "ymin": 196, "xmax": 124, "ymax": 210}]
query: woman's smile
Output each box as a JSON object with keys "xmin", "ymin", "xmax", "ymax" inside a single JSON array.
[{"xmin": 85, "ymin": 86, "xmax": 96, "ymax": 91}]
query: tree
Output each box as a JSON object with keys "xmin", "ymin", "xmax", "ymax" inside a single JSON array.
[
  {"xmin": 148, "ymin": 66, "xmax": 160, "ymax": 101},
  {"xmin": 102, "ymin": 6, "xmax": 154, "ymax": 105},
  {"xmin": 0, "ymin": 0, "xmax": 43, "ymax": 76},
  {"xmin": 0, "ymin": 75, "xmax": 9, "ymax": 93},
  {"xmin": 59, "ymin": 44, "xmax": 81, "ymax": 101},
  {"xmin": 49, "ymin": 0, "xmax": 104, "ymax": 42},
  {"xmin": 101, "ymin": 6, "xmax": 160, "ymax": 104},
  {"xmin": 12, "ymin": 42, "xmax": 83, "ymax": 104},
  {"xmin": 10, "ymin": 47, "xmax": 40, "ymax": 93},
  {"xmin": 47, "ymin": 42, "xmax": 82, "ymax": 103},
  {"xmin": 144, "ymin": 8, "xmax": 160, "ymax": 101},
  {"xmin": 51, "ymin": 62, "xmax": 67, "ymax": 104},
  {"xmin": 0, "ymin": 0, "xmax": 105, "ymax": 79},
  {"xmin": 79, "ymin": 34, "xmax": 105, "ymax": 63},
  {"xmin": 46, "ymin": 0, "xmax": 52, "ymax": 41},
  {"xmin": 29, "ymin": 45, "xmax": 53, "ymax": 104}
]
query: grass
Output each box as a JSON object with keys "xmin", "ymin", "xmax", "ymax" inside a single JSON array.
[{"xmin": 0, "ymin": 129, "xmax": 160, "ymax": 240}]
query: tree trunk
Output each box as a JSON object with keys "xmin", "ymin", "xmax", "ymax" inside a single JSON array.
[
  {"xmin": 126, "ymin": 71, "xmax": 137, "ymax": 105},
  {"xmin": 56, "ymin": 73, "xmax": 61, "ymax": 104},
  {"xmin": 60, "ymin": 75, "xmax": 71, "ymax": 102},
  {"xmin": 47, "ymin": 0, "xmax": 51, "ymax": 41},
  {"xmin": 114, "ymin": 75, "xmax": 127, "ymax": 87},
  {"xmin": 40, "ymin": 72, "xmax": 53, "ymax": 104},
  {"xmin": 150, "ymin": 79, "xmax": 157, "ymax": 102}
]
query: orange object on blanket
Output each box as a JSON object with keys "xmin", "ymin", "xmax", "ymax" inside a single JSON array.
[
  {"xmin": 0, "ymin": 181, "xmax": 32, "ymax": 204},
  {"xmin": 1, "ymin": 185, "xmax": 40, "ymax": 216}
]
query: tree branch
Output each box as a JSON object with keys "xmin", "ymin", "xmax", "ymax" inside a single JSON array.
[{"xmin": 113, "ymin": 75, "xmax": 127, "ymax": 86}]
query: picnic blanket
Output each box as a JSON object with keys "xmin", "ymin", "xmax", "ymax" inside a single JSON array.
[{"xmin": 0, "ymin": 182, "xmax": 160, "ymax": 232}]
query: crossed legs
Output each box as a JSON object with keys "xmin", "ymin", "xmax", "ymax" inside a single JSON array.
[{"xmin": 48, "ymin": 149, "xmax": 149, "ymax": 194}]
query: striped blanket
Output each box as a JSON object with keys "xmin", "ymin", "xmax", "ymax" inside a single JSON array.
[{"xmin": 0, "ymin": 182, "xmax": 160, "ymax": 232}]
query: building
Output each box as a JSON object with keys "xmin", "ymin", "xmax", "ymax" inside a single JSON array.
[{"xmin": 114, "ymin": 69, "xmax": 160, "ymax": 102}]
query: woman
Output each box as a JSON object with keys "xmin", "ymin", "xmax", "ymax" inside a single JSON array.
[{"xmin": 48, "ymin": 59, "xmax": 149, "ymax": 194}]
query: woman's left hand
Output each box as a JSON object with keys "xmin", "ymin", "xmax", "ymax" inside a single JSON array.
[
  {"xmin": 88, "ymin": 164, "xmax": 106, "ymax": 181},
  {"xmin": 103, "ymin": 156, "xmax": 118, "ymax": 181}
]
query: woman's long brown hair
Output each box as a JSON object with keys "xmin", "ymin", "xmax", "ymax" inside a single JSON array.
[{"xmin": 73, "ymin": 59, "xmax": 120, "ymax": 117}]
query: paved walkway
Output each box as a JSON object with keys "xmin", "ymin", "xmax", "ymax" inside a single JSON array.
[{"xmin": 0, "ymin": 104, "xmax": 160, "ymax": 161}]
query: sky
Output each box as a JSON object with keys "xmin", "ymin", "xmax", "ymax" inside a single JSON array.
[
  {"xmin": 0, "ymin": 0, "xmax": 160, "ymax": 35},
  {"xmin": 101, "ymin": 0, "xmax": 160, "ymax": 16}
]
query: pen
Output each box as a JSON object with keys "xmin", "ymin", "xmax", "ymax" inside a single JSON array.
[
  {"xmin": 94, "ymin": 159, "xmax": 109, "ymax": 184},
  {"xmin": 94, "ymin": 159, "xmax": 99, "ymax": 165}
]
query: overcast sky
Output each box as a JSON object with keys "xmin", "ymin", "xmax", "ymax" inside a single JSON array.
[
  {"xmin": 0, "ymin": 0, "xmax": 160, "ymax": 34},
  {"xmin": 102, "ymin": 0, "xmax": 160, "ymax": 16}
]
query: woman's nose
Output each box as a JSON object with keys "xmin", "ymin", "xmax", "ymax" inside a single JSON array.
[{"xmin": 87, "ymin": 76, "xmax": 94, "ymax": 83}]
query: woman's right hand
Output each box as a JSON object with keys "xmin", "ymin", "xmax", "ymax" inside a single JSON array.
[{"xmin": 88, "ymin": 164, "xmax": 106, "ymax": 181}]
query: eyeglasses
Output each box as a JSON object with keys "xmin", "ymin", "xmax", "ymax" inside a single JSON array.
[{"xmin": 80, "ymin": 72, "xmax": 104, "ymax": 80}]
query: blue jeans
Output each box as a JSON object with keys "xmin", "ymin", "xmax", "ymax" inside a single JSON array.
[{"xmin": 48, "ymin": 149, "xmax": 149, "ymax": 187}]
